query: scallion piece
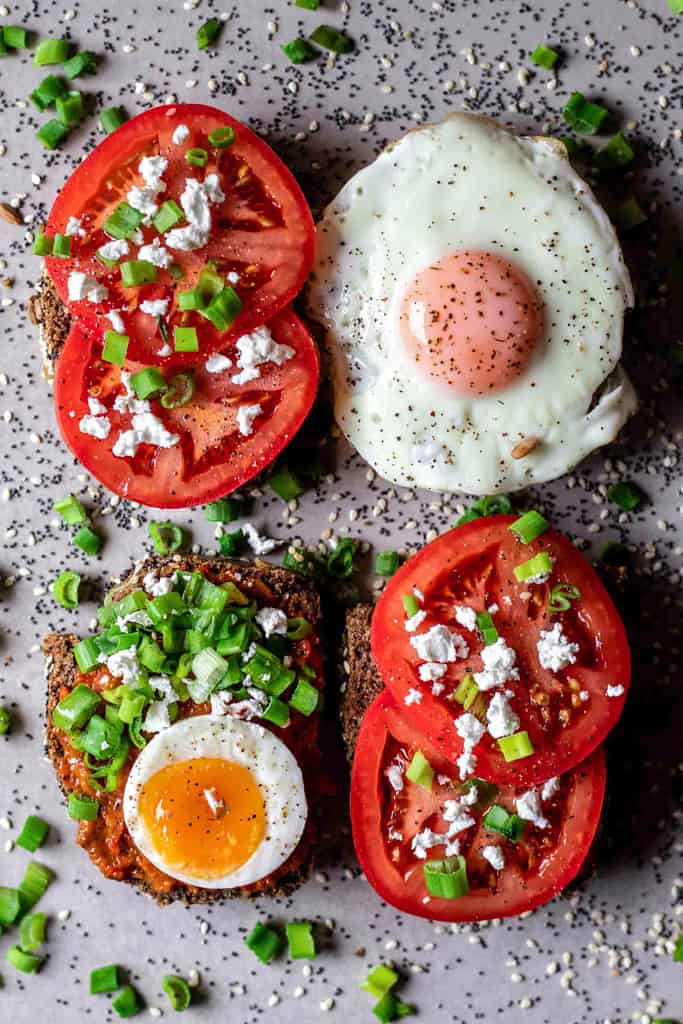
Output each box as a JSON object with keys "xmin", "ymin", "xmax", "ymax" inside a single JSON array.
[
  {"xmin": 547, "ymin": 583, "xmax": 580, "ymax": 614},
  {"xmin": 19, "ymin": 911, "xmax": 47, "ymax": 952},
  {"xmin": 54, "ymin": 494, "xmax": 87, "ymax": 525},
  {"xmin": 205, "ymin": 498, "xmax": 238, "ymax": 522},
  {"xmin": 607, "ymin": 480, "xmax": 644, "ymax": 511},
  {"xmin": 375, "ymin": 551, "xmax": 400, "ymax": 577},
  {"xmin": 594, "ymin": 131, "xmax": 634, "ymax": 173},
  {"xmin": 208, "ymin": 125, "xmax": 235, "ymax": 148},
  {"xmin": 509, "ymin": 510, "xmax": 549, "ymax": 543},
  {"xmin": 219, "ymin": 528, "xmax": 245, "ymax": 556},
  {"xmin": 309, "ymin": 24, "xmax": 353, "ymax": 54},
  {"xmin": 326, "ymin": 537, "xmax": 356, "ymax": 578},
  {"xmin": 52, "ymin": 570, "xmax": 82, "ymax": 609},
  {"xmin": 498, "ymin": 730, "xmax": 534, "ymax": 762},
  {"xmin": 67, "ymin": 791, "xmax": 99, "ymax": 821},
  {"xmin": 289, "ymin": 678, "xmax": 319, "ymax": 716},
  {"xmin": 563, "ymin": 91, "xmax": 608, "ymax": 135},
  {"xmin": 203, "ymin": 286, "xmax": 242, "ymax": 331},
  {"xmin": 121, "ymin": 259, "xmax": 157, "ymax": 288},
  {"xmin": 285, "ymin": 617, "xmax": 312, "ymax": 641},
  {"xmin": 185, "ymin": 146, "xmax": 208, "ymax": 167},
  {"xmin": 286, "ymin": 921, "xmax": 316, "ymax": 959},
  {"xmin": 102, "ymin": 329, "xmax": 129, "ymax": 365},
  {"xmin": 423, "ymin": 854, "xmax": 469, "ymax": 899},
  {"xmin": 513, "ymin": 551, "xmax": 553, "ymax": 583},
  {"xmin": 282, "ymin": 38, "xmax": 319, "ymax": 64},
  {"xmin": 3, "ymin": 26, "xmax": 30, "ymax": 48},
  {"xmin": 18, "ymin": 861, "xmax": 53, "ymax": 913},
  {"xmin": 112, "ymin": 985, "xmax": 141, "ymax": 1018},
  {"xmin": 157, "ymin": 370, "xmax": 192, "ymax": 410},
  {"xmin": 73, "ymin": 637, "xmax": 100, "ymax": 673},
  {"xmin": 90, "ymin": 964, "xmax": 120, "ymax": 994},
  {"xmin": 130, "ymin": 366, "xmax": 166, "ymax": 400},
  {"xmin": 361, "ymin": 965, "xmax": 399, "ymax": 999},
  {"xmin": 405, "ymin": 750, "xmax": 433, "ymax": 791},
  {"xmin": 668, "ymin": 0, "xmax": 683, "ymax": 11},
  {"xmin": 402, "ymin": 593, "xmax": 419, "ymax": 617},
  {"xmin": 0, "ymin": 706, "xmax": 11, "ymax": 735},
  {"xmin": 673, "ymin": 933, "xmax": 683, "ymax": 961},
  {"xmin": 475, "ymin": 610, "xmax": 498, "ymax": 645},
  {"xmin": 174, "ymin": 326, "xmax": 199, "ymax": 353},
  {"xmin": 53, "ymin": 684, "xmax": 100, "ymax": 730},
  {"xmin": 73, "ymin": 524, "xmax": 103, "ymax": 556},
  {"xmin": 32, "ymin": 230, "xmax": 54, "ymax": 255},
  {"xmin": 37, "ymin": 119, "xmax": 69, "ymax": 149},
  {"xmin": 482, "ymin": 803, "xmax": 526, "ymax": 841},
  {"xmin": 373, "ymin": 992, "xmax": 415, "ymax": 1023},
  {"xmin": 56, "ymin": 89, "xmax": 83, "ymax": 126},
  {"xmin": 192, "ymin": 647, "xmax": 228, "ymax": 693},
  {"xmin": 162, "ymin": 974, "xmax": 192, "ymax": 1011},
  {"xmin": 148, "ymin": 521, "xmax": 185, "ymax": 555},
  {"xmin": 456, "ymin": 494, "xmax": 512, "ymax": 526},
  {"xmin": 530, "ymin": 44, "xmax": 559, "ymax": 69},
  {"xmin": 30, "ymin": 74, "xmax": 69, "ymax": 111},
  {"xmin": 16, "ymin": 815, "xmax": 49, "ymax": 853},
  {"xmin": 104, "ymin": 201, "xmax": 142, "ymax": 240},
  {"xmin": 35, "ymin": 38, "xmax": 71, "ymax": 66},
  {"xmin": 296, "ymin": 0, "xmax": 319, "ymax": 7},
  {"xmin": 0, "ymin": 886, "xmax": 21, "ymax": 926},
  {"xmin": 263, "ymin": 695, "xmax": 290, "ymax": 728},
  {"xmin": 245, "ymin": 922, "xmax": 282, "ymax": 964},
  {"xmin": 268, "ymin": 467, "xmax": 305, "ymax": 501},
  {"xmin": 197, "ymin": 17, "xmax": 221, "ymax": 50},
  {"xmin": 153, "ymin": 199, "xmax": 184, "ymax": 234},
  {"xmin": 62, "ymin": 50, "xmax": 98, "ymax": 78},
  {"xmin": 454, "ymin": 673, "xmax": 479, "ymax": 710},
  {"xmin": 52, "ymin": 232, "xmax": 71, "ymax": 257},
  {"xmin": 100, "ymin": 106, "xmax": 127, "ymax": 134},
  {"xmin": 7, "ymin": 945, "xmax": 43, "ymax": 973},
  {"xmin": 613, "ymin": 196, "xmax": 647, "ymax": 230}
]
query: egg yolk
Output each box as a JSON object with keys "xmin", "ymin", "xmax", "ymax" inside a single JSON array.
[
  {"xmin": 138, "ymin": 757, "xmax": 266, "ymax": 881},
  {"xmin": 399, "ymin": 249, "xmax": 543, "ymax": 396}
]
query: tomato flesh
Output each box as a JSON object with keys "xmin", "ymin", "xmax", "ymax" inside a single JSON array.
[
  {"xmin": 372, "ymin": 515, "xmax": 630, "ymax": 786},
  {"xmin": 54, "ymin": 308, "xmax": 320, "ymax": 508},
  {"xmin": 351, "ymin": 690, "xmax": 606, "ymax": 922},
  {"xmin": 44, "ymin": 104, "xmax": 315, "ymax": 367}
]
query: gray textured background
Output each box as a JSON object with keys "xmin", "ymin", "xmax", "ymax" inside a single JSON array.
[{"xmin": 0, "ymin": 1, "xmax": 681, "ymax": 1021}]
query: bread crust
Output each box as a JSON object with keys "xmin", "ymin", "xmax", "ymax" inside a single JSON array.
[
  {"xmin": 340, "ymin": 604, "xmax": 382, "ymax": 761},
  {"xmin": 28, "ymin": 270, "xmax": 71, "ymax": 379}
]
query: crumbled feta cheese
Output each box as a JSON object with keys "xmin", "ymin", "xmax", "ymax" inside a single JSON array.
[
  {"xmin": 516, "ymin": 789, "xmax": 549, "ymax": 829},
  {"xmin": 88, "ymin": 396, "xmax": 108, "ymax": 416},
  {"xmin": 140, "ymin": 298, "xmax": 170, "ymax": 317},
  {"xmin": 101, "ymin": 645, "xmax": 142, "ymax": 685},
  {"xmin": 242, "ymin": 522, "xmax": 280, "ymax": 555},
  {"xmin": 418, "ymin": 661, "xmax": 447, "ymax": 682},
  {"xmin": 149, "ymin": 675, "xmax": 176, "ymax": 701},
  {"xmin": 65, "ymin": 216, "xmax": 85, "ymax": 237},
  {"xmin": 404, "ymin": 609, "xmax": 427, "ymax": 633},
  {"xmin": 404, "ymin": 688, "xmax": 422, "ymax": 706},
  {"xmin": 486, "ymin": 691, "xmax": 520, "ymax": 739},
  {"xmin": 537, "ymin": 623, "xmax": 579, "ymax": 672},
  {"xmin": 460, "ymin": 784, "xmax": 479, "ymax": 806},
  {"xmin": 165, "ymin": 174, "xmax": 225, "ymax": 250},
  {"xmin": 411, "ymin": 828, "xmax": 445, "ymax": 860},
  {"xmin": 98, "ymin": 238, "xmax": 129, "ymax": 261},
  {"xmin": 255, "ymin": 606, "xmax": 288, "ymax": 637},
  {"xmin": 456, "ymin": 751, "xmax": 477, "ymax": 779},
  {"xmin": 127, "ymin": 155, "xmax": 168, "ymax": 222},
  {"xmin": 606, "ymin": 684, "xmax": 625, "ymax": 698},
  {"xmin": 236, "ymin": 402, "xmax": 262, "ymax": 436},
  {"xmin": 172, "ymin": 123, "xmax": 190, "ymax": 145},
  {"xmin": 67, "ymin": 270, "xmax": 108, "ymax": 303},
  {"xmin": 431, "ymin": 682, "xmax": 445, "ymax": 696},
  {"xmin": 455, "ymin": 605, "xmax": 477, "ymax": 632},
  {"xmin": 442, "ymin": 799, "xmax": 475, "ymax": 836},
  {"xmin": 143, "ymin": 700, "xmax": 171, "ymax": 733},
  {"xmin": 113, "ymin": 371, "xmax": 150, "ymax": 416},
  {"xmin": 105, "ymin": 309, "xmax": 125, "ymax": 333},
  {"xmin": 410, "ymin": 624, "xmax": 469, "ymax": 663},
  {"xmin": 231, "ymin": 325, "xmax": 296, "ymax": 386},
  {"xmin": 541, "ymin": 776, "xmax": 560, "ymax": 801},
  {"xmin": 482, "ymin": 844, "xmax": 505, "ymax": 871},
  {"xmin": 474, "ymin": 636, "xmax": 520, "ymax": 691},
  {"xmin": 143, "ymin": 571, "xmax": 174, "ymax": 597},
  {"xmin": 138, "ymin": 237, "xmax": 172, "ymax": 268},
  {"xmin": 205, "ymin": 353, "xmax": 233, "ymax": 374},
  {"xmin": 454, "ymin": 712, "xmax": 485, "ymax": 779},
  {"xmin": 112, "ymin": 412, "xmax": 180, "ymax": 458},
  {"xmin": 385, "ymin": 757, "xmax": 404, "ymax": 793},
  {"xmin": 79, "ymin": 413, "xmax": 111, "ymax": 439}
]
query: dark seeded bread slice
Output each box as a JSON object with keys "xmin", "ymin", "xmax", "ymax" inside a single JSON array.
[
  {"xmin": 44, "ymin": 553, "xmax": 323, "ymax": 906},
  {"xmin": 28, "ymin": 270, "xmax": 71, "ymax": 379},
  {"xmin": 340, "ymin": 604, "xmax": 382, "ymax": 762}
]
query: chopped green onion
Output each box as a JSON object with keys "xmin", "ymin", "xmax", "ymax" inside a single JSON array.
[
  {"xmin": 178, "ymin": 287, "xmax": 204, "ymax": 312},
  {"xmin": 0, "ymin": 887, "xmax": 21, "ymax": 926},
  {"xmin": 161, "ymin": 371, "xmax": 194, "ymax": 409},
  {"xmin": 32, "ymin": 229, "xmax": 54, "ymax": 255},
  {"xmin": 613, "ymin": 196, "xmax": 647, "ymax": 230},
  {"xmin": 148, "ymin": 521, "xmax": 185, "ymax": 555},
  {"xmin": 56, "ymin": 89, "xmax": 84, "ymax": 126},
  {"xmin": 35, "ymin": 38, "xmax": 71, "ymax": 66},
  {"xmin": 52, "ymin": 232, "xmax": 71, "ymax": 257},
  {"xmin": 482, "ymin": 803, "xmax": 526, "ymax": 841},
  {"xmin": 562, "ymin": 91, "xmax": 609, "ymax": 135},
  {"xmin": 90, "ymin": 964, "xmax": 120, "ymax": 994},
  {"xmin": 102, "ymin": 329, "xmax": 129, "ymax": 365},
  {"xmin": 607, "ymin": 480, "xmax": 644, "ymax": 511},
  {"xmin": 16, "ymin": 815, "xmax": 50, "ymax": 853},
  {"xmin": 286, "ymin": 921, "xmax": 316, "ymax": 959},
  {"xmin": 0, "ymin": 706, "xmax": 10, "ymax": 735},
  {"xmin": 3, "ymin": 26, "xmax": 30, "ymax": 48},
  {"xmin": 73, "ymin": 524, "xmax": 103, "ymax": 556},
  {"xmin": 361, "ymin": 965, "xmax": 399, "ymax": 999},
  {"xmin": 197, "ymin": 17, "xmax": 221, "ymax": 50},
  {"xmin": 31, "ymin": 72, "xmax": 69, "ymax": 108},
  {"xmin": 174, "ymin": 326, "xmax": 199, "ymax": 353},
  {"xmin": 162, "ymin": 974, "xmax": 192, "ymax": 1011},
  {"xmin": 81, "ymin": 713, "xmax": 124, "ymax": 759},
  {"xmin": 130, "ymin": 366, "xmax": 166, "ymax": 400},
  {"xmin": 405, "ymin": 750, "xmax": 433, "ymax": 791},
  {"xmin": 375, "ymin": 551, "xmax": 400, "ymax": 577},
  {"xmin": 547, "ymin": 583, "xmax": 581, "ymax": 614},
  {"xmin": 594, "ymin": 131, "xmax": 634, "ymax": 172},
  {"xmin": 53, "ymin": 684, "xmax": 100, "ymax": 731},
  {"xmin": 203, "ymin": 286, "xmax": 242, "ymax": 330},
  {"xmin": 309, "ymin": 24, "xmax": 353, "ymax": 54},
  {"xmin": 326, "ymin": 537, "xmax": 356, "ymax": 578},
  {"xmin": 112, "ymin": 985, "xmax": 141, "ymax": 1018},
  {"xmin": 667, "ymin": 0, "xmax": 683, "ymax": 11},
  {"xmin": 205, "ymin": 498, "xmax": 238, "ymax": 522},
  {"xmin": 100, "ymin": 106, "xmax": 127, "ymax": 134},
  {"xmin": 513, "ymin": 551, "xmax": 553, "ymax": 583},
  {"xmin": 245, "ymin": 922, "xmax": 282, "ymax": 964},
  {"xmin": 121, "ymin": 259, "xmax": 157, "ymax": 288},
  {"xmin": 153, "ymin": 199, "xmax": 184, "ymax": 234},
  {"xmin": 475, "ymin": 611, "xmax": 498, "ymax": 645},
  {"xmin": 296, "ymin": 0, "xmax": 319, "ymax": 7},
  {"xmin": 530, "ymin": 44, "xmax": 559, "ymax": 69},
  {"xmin": 282, "ymin": 38, "xmax": 319, "ymax": 64},
  {"xmin": 54, "ymin": 494, "xmax": 87, "ymax": 524},
  {"xmin": 373, "ymin": 993, "xmax": 415, "ymax": 1023},
  {"xmin": 509, "ymin": 510, "xmax": 549, "ymax": 543},
  {"xmin": 208, "ymin": 125, "xmax": 235, "ymax": 148},
  {"xmin": 289, "ymin": 678, "xmax": 319, "ymax": 716},
  {"xmin": 104, "ymin": 201, "xmax": 142, "ymax": 240},
  {"xmin": 423, "ymin": 854, "xmax": 469, "ymax": 899},
  {"xmin": 52, "ymin": 570, "xmax": 82, "ymax": 609},
  {"xmin": 192, "ymin": 647, "xmax": 228, "ymax": 694},
  {"xmin": 67, "ymin": 791, "xmax": 100, "ymax": 820},
  {"xmin": 63, "ymin": 50, "xmax": 98, "ymax": 79},
  {"xmin": 497, "ymin": 730, "xmax": 534, "ymax": 762},
  {"xmin": 219, "ymin": 528, "xmax": 245, "ymax": 556},
  {"xmin": 673, "ymin": 933, "xmax": 683, "ymax": 961},
  {"xmin": 37, "ymin": 119, "xmax": 69, "ymax": 149},
  {"xmin": 73, "ymin": 637, "xmax": 101, "ymax": 673},
  {"xmin": 454, "ymin": 674, "xmax": 480, "ymax": 711},
  {"xmin": 285, "ymin": 617, "xmax": 312, "ymax": 641},
  {"xmin": 19, "ymin": 911, "xmax": 47, "ymax": 951},
  {"xmin": 263, "ymin": 695, "xmax": 290, "ymax": 728},
  {"xmin": 402, "ymin": 593, "xmax": 420, "ymax": 617},
  {"xmin": 185, "ymin": 147, "xmax": 208, "ymax": 167},
  {"xmin": 18, "ymin": 861, "xmax": 53, "ymax": 913},
  {"xmin": 456, "ymin": 494, "xmax": 513, "ymax": 526},
  {"xmin": 267, "ymin": 467, "xmax": 305, "ymax": 501},
  {"xmin": 460, "ymin": 777, "xmax": 498, "ymax": 806},
  {"xmin": 7, "ymin": 945, "xmax": 43, "ymax": 973}
]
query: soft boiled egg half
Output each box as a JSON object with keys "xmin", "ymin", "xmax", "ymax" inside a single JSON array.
[
  {"xmin": 123, "ymin": 715, "xmax": 307, "ymax": 888},
  {"xmin": 308, "ymin": 113, "xmax": 637, "ymax": 494}
]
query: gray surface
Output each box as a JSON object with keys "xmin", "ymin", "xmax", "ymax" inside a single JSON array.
[{"xmin": 0, "ymin": 1, "xmax": 682, "ymax": 1022}]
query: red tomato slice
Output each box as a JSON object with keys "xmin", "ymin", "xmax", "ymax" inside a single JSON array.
[
  {"xmin": 53, "ymin": 308, "xmax": 319, "ymax": 508},
  {"xmin": 351, "ymin": 690, "xmax": 606, "ymax": 922},
  {"xmin": 44, "ymin": 104, "xmax": 315, "ymax": 366},
  {"xmin": 371, "ymin": 515, "xmax": 630, "ymax": 786}
]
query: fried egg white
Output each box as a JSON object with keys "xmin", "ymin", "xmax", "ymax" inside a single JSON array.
[
  {"xmin": 307, "ymin": 113, "xmax": 637, "ymax": 494},
  {"xmin": 123, "ymin": 715, "xmax": 307, "ymax": 889}
]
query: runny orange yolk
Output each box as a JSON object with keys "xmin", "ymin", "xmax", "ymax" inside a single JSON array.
[
  {"xmin": 138, "ymin": 757, "xmax": 266, "ymax": 880},
  {"xmin": 399, "ymin": 248, "xmax": 544, "ymax": 396}
]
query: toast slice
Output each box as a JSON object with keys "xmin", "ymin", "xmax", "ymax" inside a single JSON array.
[
  {"xmin": 28, "ymin": 270, "xmax": 70, "ymax": 379},
  {"xmin": 44, "ymin": 553, "xmax": 324, "ymax": 905},
  {"xmin": 340, "ymin": 604, "xmax": 381, "ymax": 762}
]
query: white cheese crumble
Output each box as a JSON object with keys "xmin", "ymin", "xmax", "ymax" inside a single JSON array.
[
  {"xmin": 411, "ymin": 828, "xmax": 445, "ymax": 860},
  {"xmin": 242, "ymin": 522, "xmax": 280, "ymax": 555},
  {"xmin": 67, "ymin": 270, "xmax": 108, "ymax": 303},
  {"xmin": 165, "ymin": 174, "xmax": 225, "ymax": 251},
  {"xmin": 127, "ymin": 155, "xmax": 168, "ymax": 222},
  {"xmin": 482, "ymin": 844, "xmax": 505, "ymax": 871},
  {"xmin": 143, "ymin": 701, "xmax": 171, "ymax": 734},
  {"xmin": 205, "ymin": 353, "xmax": 233, "ymax": 374},
  {"xmin": 404, "ymin": 688, "xmax": 422, "ymax": 706},
  {"xmin": 231, "ymin": 325, "xmax": 296, "ymax": 386},
  {"xmin": 138, "ymin": 237, "xmax": 172, "ymax": 268},
  {"xmin": 255, "ymin": 607, "xmax": 288, "ymax": 637},
  {"xmin": 541, "ymin": 776, "xmax": 560, "ymax": 801},
  {"xmin": 101, "ymin": 645, "xmax": 142, "ymax": 685},
  {"xmin": 473, "ymin": 636, "xmax": 520, "ymax": 691},
  {"xmin": 454, "ymin": 712, "xmax": 485, "ymax": 780},
  {"xmin": 404, "ymin": 609, "xmax": 427, "ymax": 633},
  {"xmin": 113, "ymin": 371, "xmax": 150, "ymax": 417},
  {"xmin": 606, "ymin": 684, "xmax": 625, "ymax": 698},
  {"xmin": 442, "ymin": 799, "xmax": 475, "ymax": 836},
  {"xmin": 410, "ymin": 624, "xmax": 469, "ymax": 664},
  {"xmin": 172, "ymin": 123, "xmax": 190, "ymax": 144},
  {"xmin": 65, "ymin": 216, "xmax": 86, "ymax": 237},
  {"xmin": 140, "ymin": 298, "xmax": 170, "ymax": 317},
  {"xmin": 143, "ymin": 571, "xmax": 174, "ymax": 597},
  {"xmin": 112, "ymin": 412, "xmax": 180, "ymax": 459},
  {"xmin": 385, "ymin": 755, "xmax": 405, "ymax": 793},
  {"xmin": 454, "ymin": 605, "xmax": 477, "ymax": 632},
  {"xmin": 87, "ymin": 396, "xmax": 107, "ymax": 416},
  {"xmin": 537, "ymin": 623, "xmax": 579, "ymax": 672},
  {"xmin": 236, "ymin": 402, "xmax": 262, "ymax": 437},
  {"xmin": 418, "ymin": 661, "xmax": 447, "ymax": 682},
  {"xmin": 105, "ymin": 309, "xmax": 125, "ymax": 333},
  {"xmin": 98, "ymin": 238, "xmax": 129, "ymax": 261},
  {"xmin": 516, "ymin": 789, "xmax": 550, "ymax": 830},
  {"xmin": 79, "ymin": 413, "xmax": 111, "ymax": 439},
  {"xmin": 486, "ymin": 691, "xmax": 520, "ymax": 739}
]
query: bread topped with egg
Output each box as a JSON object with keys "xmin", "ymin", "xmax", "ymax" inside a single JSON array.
[{"xmin": 44, "ymin": 554, "xmax": 324, "ymax": 905}]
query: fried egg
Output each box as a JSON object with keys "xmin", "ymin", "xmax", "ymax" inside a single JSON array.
[
  {"xmin": 123, "ymin": 715, "xmax": 307, "ymax": 889},
  {"xmin": 308, "ymin": 113, "xmax": 637, "ymax": 494}
]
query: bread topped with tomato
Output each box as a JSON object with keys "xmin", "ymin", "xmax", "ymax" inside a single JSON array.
[{"xmin": 44, "ymin": 554, "xmax": 325, "ymax": 905}]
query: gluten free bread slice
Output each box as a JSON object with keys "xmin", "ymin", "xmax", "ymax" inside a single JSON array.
[
  {"xmin": 341, "ymin": 604, "xmax": 382, "ymax": 761},
  {"xmin": 44, "ymin": 553, "xmax": 324, "ymax": 905}
]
